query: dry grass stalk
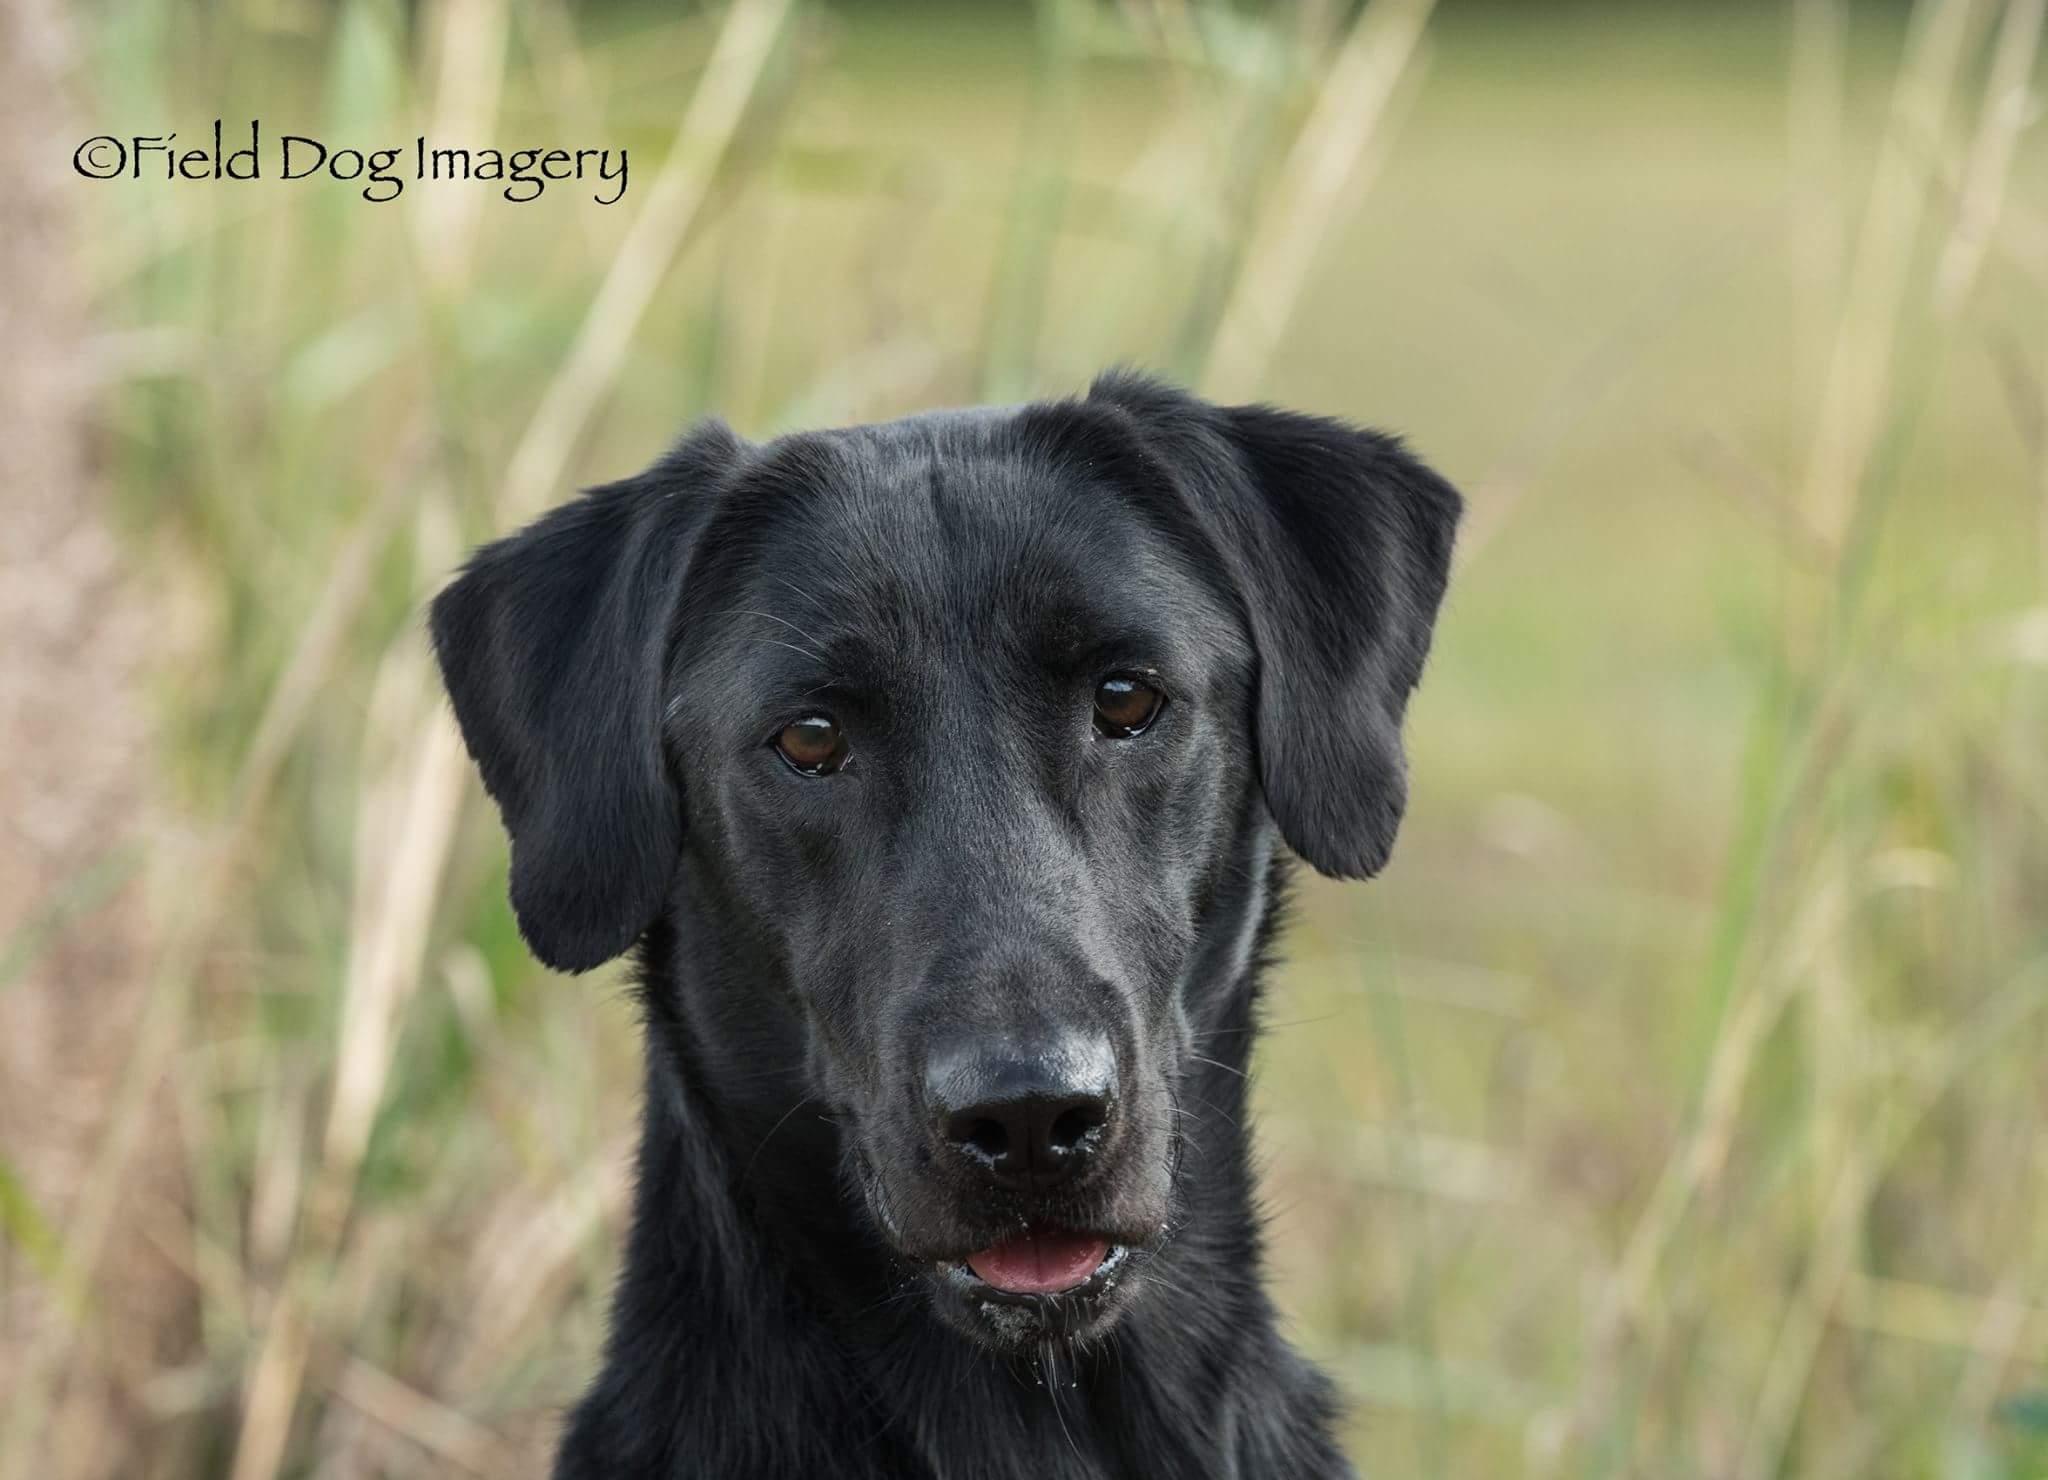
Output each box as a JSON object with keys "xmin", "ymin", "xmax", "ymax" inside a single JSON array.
[
  {"xmin": 331, "ymin": 1357, "xmax": 514, "ymax": 1476},
  {"xmin": 500, "ymin": 0, "xmax": 796, "ymax": 523},
  {"xmin": 226, "ymin": 628, "xmax": 470, "ymax": 1480},
  {"xmin": 1932, "ymin": 0, "xmax": 2046, "ymax": 315},
  {"xmin": 1800, "ymin": 0, "xmax": 1978, "ymax": 545},
  {"xmin": 1789, "ymin": 0, "xmax": 1847, "ymax": 417},
  {"xmin": 1738, "ymin": 949, "xmax": 2048, "ymax": 1476},
  {"xmin": 1, "ymin": 466, "xmax": 414, "ymax": 1476},
  {"xmin": 413, "ymin": 0, "xmax": 511, "ymax": 291},
  {"xmin": 445, "ymin": 1136, "xmax": 634, "ymax": 1396},
  {"xmin": 1839, "ymin": 1272, "xmax": 2048, "ymax": 1358},
  {"xmin": 1199, "ymin": 0, "xmax": 1436, "ymax": 404}
]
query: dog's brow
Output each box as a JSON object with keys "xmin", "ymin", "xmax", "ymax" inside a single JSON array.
[
  {"xmin": 1024, "ymin": 603, "xmax": 1176, "ymax": 669},
  {"xmin": 719, "ymin": 610, "xmax": 894, "ymax": 706}
]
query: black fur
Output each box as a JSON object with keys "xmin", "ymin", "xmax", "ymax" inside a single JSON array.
[{"xmin": 430, "ymin": 373, "xmax": 1461, "ymax": 1478}]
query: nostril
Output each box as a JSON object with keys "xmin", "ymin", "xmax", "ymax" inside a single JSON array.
[
  {"xmin": 959, "ymin": 1116, "xmax": 1009, "ymax": 1164},
  {"xmin": 1047, "ymin": 1099, "xmax": 1107, "ymax": 1156}
]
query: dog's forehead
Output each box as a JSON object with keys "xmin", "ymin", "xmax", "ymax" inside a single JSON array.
[{"xmin": 734, "ymin": 414, "xmax": 1187, "ymax": 642}]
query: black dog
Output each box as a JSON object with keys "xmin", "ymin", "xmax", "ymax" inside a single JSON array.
[{"xmin": 431, "ymin": 372, "xmax": 1459, "ymax": 1477}]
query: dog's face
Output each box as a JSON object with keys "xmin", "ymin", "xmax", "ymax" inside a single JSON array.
[
  {"xmin": 667, "ymin": 412, "xmax": 1254, "ymax": 1346},
  {"xmin": 431, "ymin": 374, "xmax": 1459, "ymax": 1354}
]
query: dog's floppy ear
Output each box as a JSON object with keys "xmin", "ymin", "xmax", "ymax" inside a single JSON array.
[
  {"xmin": 1089, "ymin": 372, "xmax": 1460, "ymax": 878},
  {"xmin": 430, "ymin": 422, "xmax": 743, "ymax": 972}
]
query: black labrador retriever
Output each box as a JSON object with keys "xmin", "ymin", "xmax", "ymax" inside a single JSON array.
[{"xmin": 431, "ymin": 371, "xmax": 1460, "ymax": 1478}]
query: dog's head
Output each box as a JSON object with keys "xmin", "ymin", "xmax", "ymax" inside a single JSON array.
[{"xmin": 431, "ymin": 373, "xmax": 1459, "ymax": 1353}]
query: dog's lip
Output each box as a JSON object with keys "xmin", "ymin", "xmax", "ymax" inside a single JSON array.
[{"xmin": 935, "ymin": 1238, "xmax": 1129, "ymax": 1304}]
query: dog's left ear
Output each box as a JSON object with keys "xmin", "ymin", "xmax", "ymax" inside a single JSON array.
[
  {"xmin": 1089, "ymin": 372, "xmax": 1461, "ymax": 878},
  {"xmin": 430, "ymin": 422, "xmax": 743, "ymax": 972}
]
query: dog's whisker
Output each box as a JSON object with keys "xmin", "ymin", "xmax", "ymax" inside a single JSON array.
[
  {"xmin": 1038, "ymin": 1339, "xmax": 1087, "ymax": 1465},
  {"xmin": 1185, "ymin": 1091, "xmax": 1242, "ymax": 1130},
  {"xmin": 739, "ymin": 1094, "xmax": 819, "ymax": 1187},
  {"xmin": 1187, "ymin": 1052, "xmax": 1251, "ymax": 1081},
  {"xmin": 764, "ymin": 571, "xmax": 837, "ymax": 624},
  {"xmin": 714, "ymin": 606, "xmax": 833, "ymax": 657},
  {"xmin": 1194, "ymin": 1010, "xmax": 1339, "ymax": 1041},
  {"xmin": 733, "ymin": 635, "xmax": 837, "ymax": 669}
]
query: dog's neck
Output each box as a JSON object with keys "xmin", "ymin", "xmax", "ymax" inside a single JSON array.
[{"xmin": 553, "ymin": 829, "xmax": 1356, "ymax": 1480}]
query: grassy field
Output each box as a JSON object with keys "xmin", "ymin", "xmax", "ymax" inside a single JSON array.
[{"xmin": 8, "ymin": 0, "xmax": 2048, "ymax": 1475}]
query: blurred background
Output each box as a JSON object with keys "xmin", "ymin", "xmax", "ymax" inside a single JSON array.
[{"xmin": 2, "ymin": 0, "xmax": 2045, "ymax": 1475}]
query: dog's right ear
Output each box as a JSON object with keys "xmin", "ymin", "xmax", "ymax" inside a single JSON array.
[{"xmin": 429, "ymin": 422, "xmax": 743, "ymax": 973}]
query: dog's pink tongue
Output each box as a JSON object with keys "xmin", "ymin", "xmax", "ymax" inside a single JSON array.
[{"xmin": 967, "ymin": 1229, "xmax": 1109, "ymax": 1294}]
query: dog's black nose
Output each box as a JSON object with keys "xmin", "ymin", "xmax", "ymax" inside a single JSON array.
[{"xmin": 926, "ymin": 1033, "xmax": 1118, "ymax": 1191}]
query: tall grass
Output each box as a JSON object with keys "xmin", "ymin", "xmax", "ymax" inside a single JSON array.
[{"xmin": 6, "ymin": 1, "xmax": 2046, "ymax": 1476}]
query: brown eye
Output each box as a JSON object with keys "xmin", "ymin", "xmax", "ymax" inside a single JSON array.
[
  {"xmin": 774, "ymin": 714, "xmax": 848, "ymax": 776},
  {"xmin": 1092, "ymin": 675, "xmax": 1165, "ymax": 739}
]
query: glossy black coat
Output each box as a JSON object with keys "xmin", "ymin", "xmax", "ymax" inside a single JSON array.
[{"xmin": 430, "ymin": 373, "xmax": 1461, "ymax": 1478}]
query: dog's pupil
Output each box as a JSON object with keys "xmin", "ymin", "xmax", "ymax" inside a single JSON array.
[
  {"xmin": 1093, "ymin": 677, "xmax": 1160, "ymax": 737},
  {"xmin": 777, "ymin": 715, "xmax": 842, "ymax": 772}
]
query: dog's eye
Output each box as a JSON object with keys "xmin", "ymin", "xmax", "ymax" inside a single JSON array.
[
  {"xmin": 1092, "ymin": 675, "xmax": 1165, "ymax": 739},
  {"xmin": 774, "ymin": 714, "xmax": 848, "ymax": 776}
]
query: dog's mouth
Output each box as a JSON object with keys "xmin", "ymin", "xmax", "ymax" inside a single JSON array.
[
  {"xmin": 941, "ymin": 1226, "xmax": 1122, "ymax": 1298},
  {"xmin": 854, "ymin": 1151, "xmax": 1151, "ymax": 1345},
  {"xmin": 932, "ymin": 1230, "xmax": 1137, "ymax": 1348}
]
